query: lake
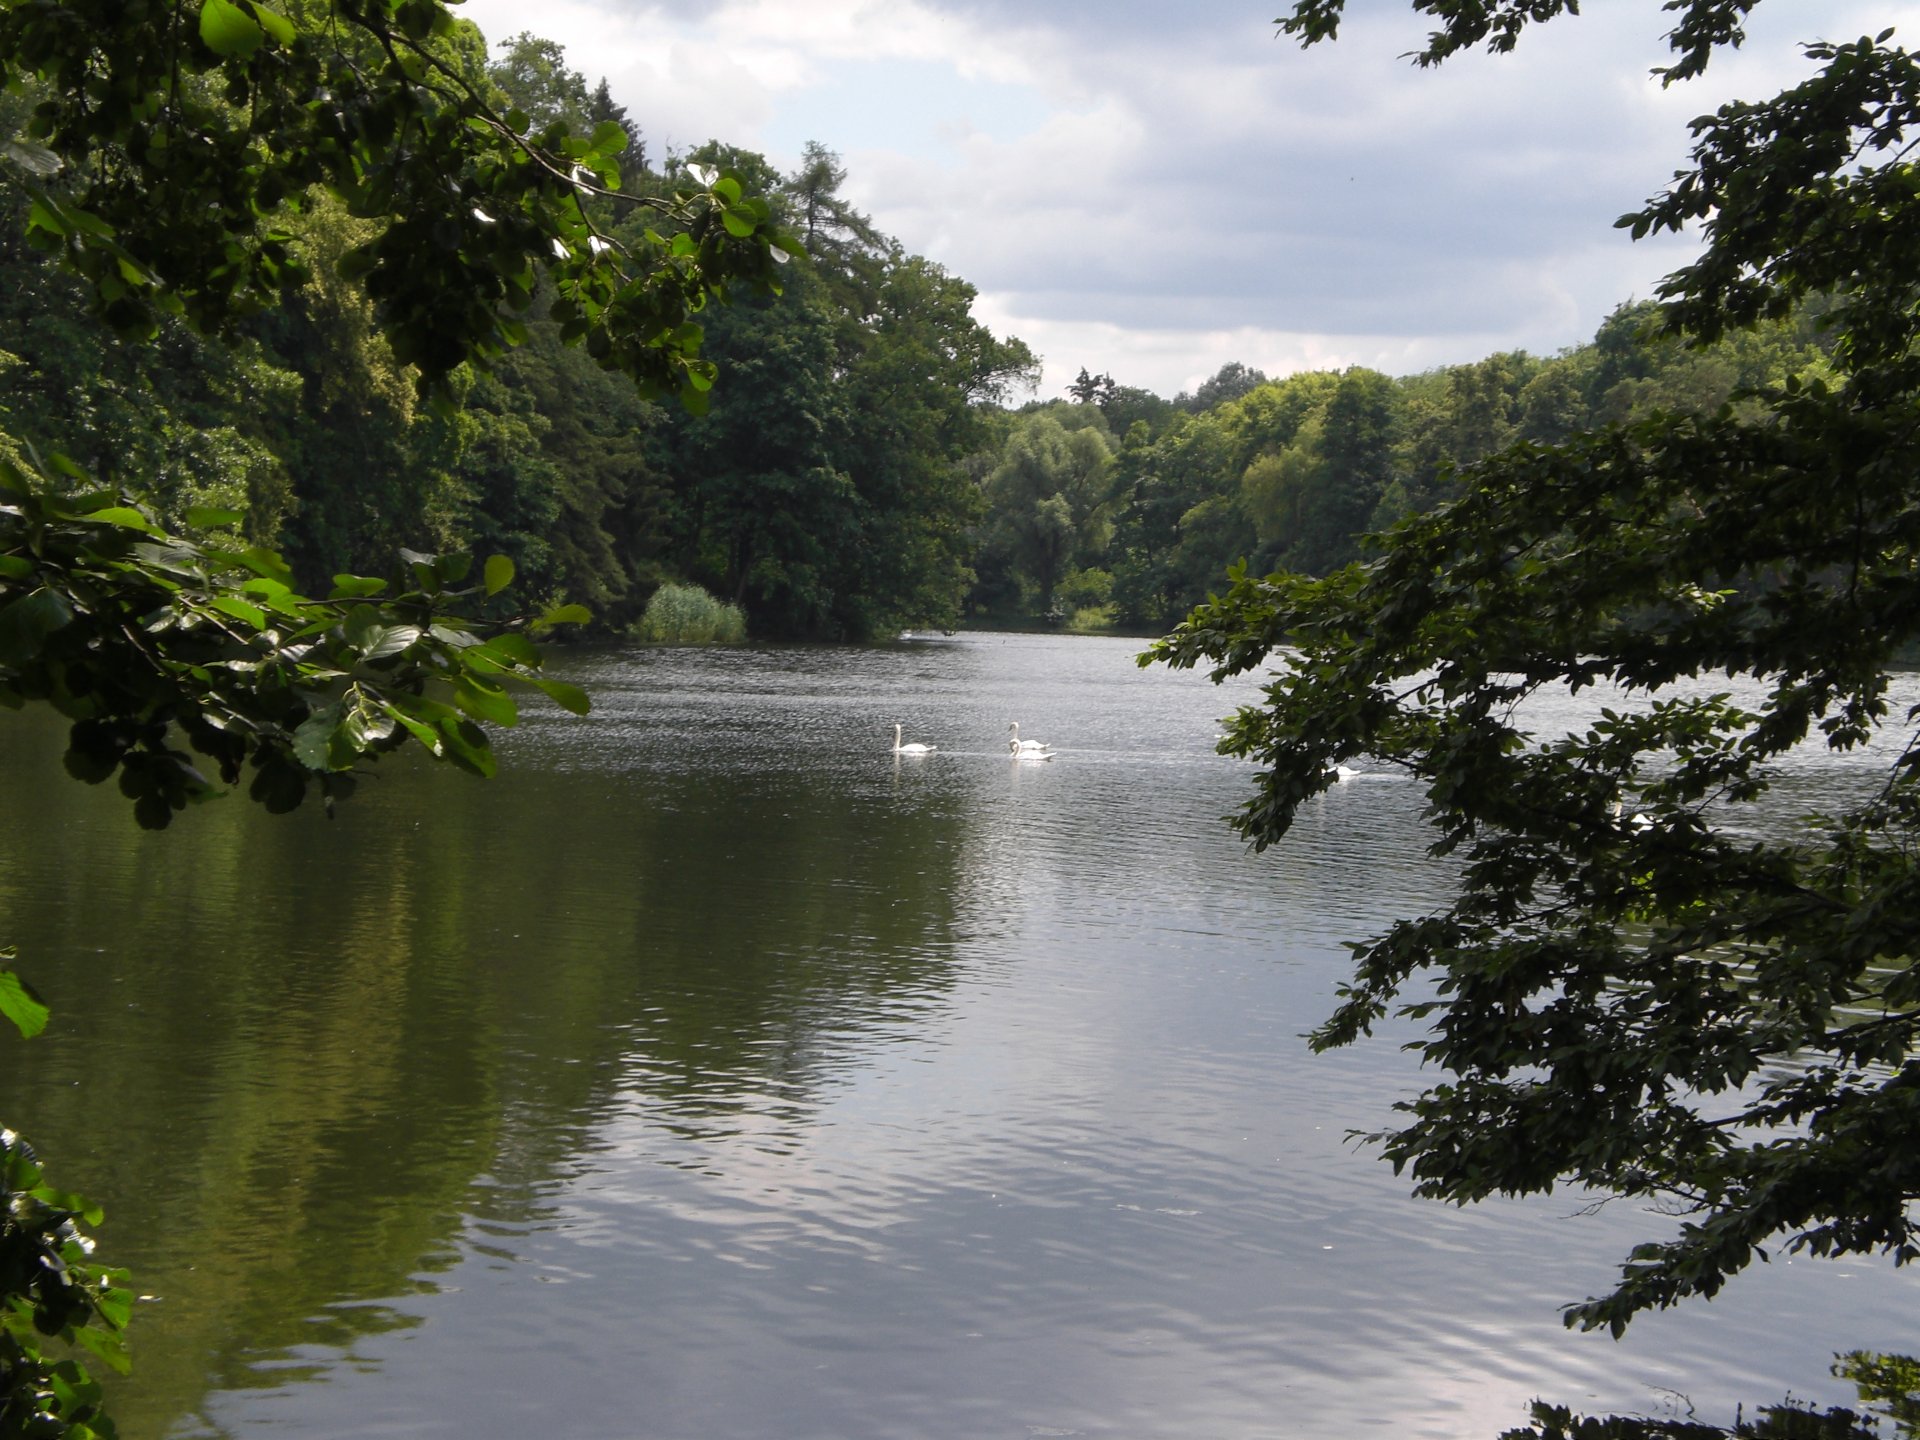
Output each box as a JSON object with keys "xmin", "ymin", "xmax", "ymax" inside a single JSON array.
[{"xmin": 1, "ymin": 632, "xmax": 1914, "ymax": 1439}]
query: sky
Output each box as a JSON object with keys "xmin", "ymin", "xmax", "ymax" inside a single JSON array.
[{"xmin": 451, "ymin": 0, "xmax": 1916, "ymax": 401}]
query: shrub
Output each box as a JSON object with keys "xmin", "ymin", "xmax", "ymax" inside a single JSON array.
[
  {"xmin": 1057, "ymin": 567, "xmax": 1113, "ymax": 610},
  {"xmin": 633, "ymin": 583, "xmax": 748, "ymax": 645},
  {"xmin": 1066, "ymin": 604, "xmax": 1119, "ymax": 634}
]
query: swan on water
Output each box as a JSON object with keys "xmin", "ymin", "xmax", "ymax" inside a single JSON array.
[
  {"xmin": 1009, "ymin": 738, "xmax": 1054, "ymax": 761},
  {"xmin": 1326, "ymin": 763, "xmax": 1359, "ymax": 782},
  {"xmin": 1008, "ymin": 722, "xmax": 1052, "ymax": 756},
  {"xmin": 893, "ymin": 723, "xmax": 936, "ymax": 756},
  {"xmin": 1610, "ymin": 798, "xmax": 1654, "ymax": 831}
]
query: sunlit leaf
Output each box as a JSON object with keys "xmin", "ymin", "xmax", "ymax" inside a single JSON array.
[
  {"xmin": 532, "ymin": 602, "xmax": 592, "ymax": 632},
  {"xmin": 528, "ymin": 676, "xmax": 591, "ymax": 715},
  {"xmin": 453, "ymin": 674, "xmax": 517, "ymax": 726},
  {"xmin": 198, "ymin": 0, "xmax": 264, "ymax": 56},
  {"xmin": 246, "ymin": 0, "xmax": 295, "ymax": 45},
  {"xmin": 0, "ymin": 964, "xmax": 50, "ymax": 1039},
  {"xmin": 484, "ymin": 553, "xmax": 515, "ymax": 597},
  {"xmin": 79, "ymin": 506, "xmax": 157, "ymax": 533}
]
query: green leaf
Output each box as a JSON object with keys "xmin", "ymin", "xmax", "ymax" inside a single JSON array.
[
  {"xmin": 357, "ymin": 623, "xmax": 422, "ymax": 661},
  {"xmin": 483, "ymin": 553, "xmax": 515, "ymax": 597},
  {"xmin": 198, "ymin": 0, "xmax": 264, "ymax": 56},
  {"xmin": 527, "ymin": 676, "xmax": 591, "ymax": 716},
  {"xmin": 453, "ymin": 674, "xmax": 518, "ymax": 726},
  {"xmin": 75, "ymin": 1321, "xmax": 132, "ymax": 1375},
  {"xmin": 292, "ymin": 706, "xmax": 340, "ymax": 770},
  {"xmin": 383, "ymin": 704, "xmax": 445, "ymax": 756},
  {"xmin": 721, "ymin": 208, "xmax": 756, "ymax": 239},
  {"xmin": 0, "ymin": 964, "xmax": 50, "ymax": 1039},
  {"xmin": 343, "ymin": 603, "xmax": 381, "ymax": 650},
  {"xmin": 246, "ymin": 0, "xmax": 296, "ymax": 45},
  {"xmin": 329, "ymin": 574, "xmax": 388, "ymax": 599},
  {"xmin": 236, "ymin": 547, "xmax": 295, "ymax": 586},
  {"xmin": 476, "ymin": 632, "xmax": 540, "ymax": 667},
  {"xmin": 63, "ymin": 728, "xmax": 119, "ymax": 785},
  {"xmin": 208, "ymin": 594, "xmax": 267, "ymax": 629},
  {"xmin": 531, "ymin": 602, "xmax": 592, "ymax": 632},
  {"xmin": 80, "ymin": 505, "xmax": 157, "ymax": 533},
  {"xmin": 0, "ymin": 587, "xmax": 76, "ymax": 664},
  {"xmin": 437, "ymin": 715, "xmax": 497, "ymax": 778},
  {"xmin": 185, "ymin": 505, "xmax": 244, "ymax": 530}
]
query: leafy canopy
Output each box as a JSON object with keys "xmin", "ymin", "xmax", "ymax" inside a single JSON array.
[
  {"xmin": 1154, "ymin": 0, "xmax": 1920, "ymax": 1341},
  {"xmin": 0, "ymin": 10, "xmax": 796, "ymax": 1428},
  {"xmin": 0, "ymin": 0, "xmax": 799, "ymax": 830},
  {"xmin": 0, "ymin": 0, "xmax": 797, "ymax": 408}
]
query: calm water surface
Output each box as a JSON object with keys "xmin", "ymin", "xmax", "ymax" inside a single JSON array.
[{"xmin": 1, "ymin": 633, "xmax": 1914, "ymax": 1439}]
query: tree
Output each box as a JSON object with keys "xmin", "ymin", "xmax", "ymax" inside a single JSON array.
[
  {"xmin": 1182, "ymin": 359, "xmax": 1268, "ymax": 413},
  {"xmin": 487, "ymin": 32, "xmax": 591, "ymax": 136},
  {"xmin": 1155, "ymin": 2, "xmax": 1920, "ymax": 1432},
  {"xmin": 829, "ymin": 250, "xmax": 1037, "ymax": 635},
  {"xmin": 1067, "ymin": 366, "xmax": 1116, "ymax": 406},
  {"xmin": 786, "ymin": 140, "xmax": 883, "ymax": 269},
  {"xmin": 980, "ymin": 414, "xmax": 1115, "ymax": 615},
  {"xmin": 587, "ymin": 77, "xmax": 643, "ymax": 173},
  {"xmin": 647, "ymin": 141, "xmax": 1032, "ymax": 639},
  {"xmin": 0, "ymin": 1, "xmax": 793, "ymax": 406},
  {"xmin": 0, "ymin": 0, "xmax": 794, "ymax": 808},
  {"xmin": 660, "ymin": 263, "xmax": 853, "ymax": 633},
  {"xmin": 0, "ymin": 4, "xmax": 794, "ymax": 1429}
]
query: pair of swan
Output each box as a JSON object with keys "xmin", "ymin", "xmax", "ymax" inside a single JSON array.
[{"xmin": 888, "ymin": 721, "xmax": 1055, "ymax": 761}]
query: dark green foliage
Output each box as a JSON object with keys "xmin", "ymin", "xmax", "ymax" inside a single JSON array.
[
  {"xmin": 1499, "ymin": 1399, "xmax": 1880, "ymax": 1440},
  {"xmin": 1068, "ymin": 367, "xmax": 1115, "ymax": 406},
  {"xmin": 660, "ymin": 268, "xmax": 853, "ymax": 634},
  {"xmin": 487, "ymin": 32, "xmax": 592, "ymax": 136},
  {"xmin": 975, "ymin": 412, "xmax": 1115, "ymax": 620},
  {"xmin": 658, "ymin": 145, "xmax": 1035, "ymax": 638},
  {"xmin": 1140, "ymin": 0, "xmax": 1920, "ymax": 1406},
  {"xmin": 0, "ymin": 448, "xmax": 590, "ymax": 828},
  {"xmin": 1010, "ymin": 307, "xmax": 1832, "ymax": 632},
  {"xmin": 0, "ymin": 2, "xmax": 795, "ymax": 407},
  {"xmin": 587, "ymin": 78, "xmax": 643, "ymax": 172},
  {"xmin": 0, "ymin": 1128, "xmax": 129, "ymax": 1440},
  {"xmin": 1180, "ymin": 360, "xmax": 1268, "ymax": 413}
]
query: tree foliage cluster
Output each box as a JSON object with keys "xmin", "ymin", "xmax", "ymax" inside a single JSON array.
[
  {"xmin": 0, "ymin": 2, "xmax": 802, "ymax": 1430},
  {"xmin": 1146, "ymin": 2, "xmax": 1920, "ymax": 1434},
  {"xmin": 967, "ymin": 303, "xmax": 1836, "ymax": 630},
  {"xmin": 0, "ymin": 27, "xmax": 1032, "ymax": 646}
]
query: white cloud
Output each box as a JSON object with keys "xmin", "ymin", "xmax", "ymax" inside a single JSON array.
[{"xmin": 453, "ymin": 0, "xmax": 1920, "ymax": 398}]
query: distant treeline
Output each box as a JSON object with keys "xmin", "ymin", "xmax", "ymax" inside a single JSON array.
[
  {"xmin": 0, "ymin": 21, "xmax": 1838, "ymax": 643},
  {"xmin": 967, "ymin": 303, "xmax": 1839, "ymax": 632}
]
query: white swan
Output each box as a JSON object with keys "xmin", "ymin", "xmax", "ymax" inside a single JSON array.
[
  {"xmin": 1009, "ymin": 738, "xmax": 1054, "ymax": 761},
  {"xmin": 893, "ymin": 723, "xmax": 936, "ymax": 756},
  {"xmin": 1008, "ymin": 722, "xmax": 1052, "ymax": 757},
  {"xmin": 1611, "ymin": 798, "xmax": 1654, "ymax": 831},
  {"xmin": 1326, "ymin": 763, "xmax": 1359, "ymax": 782}
]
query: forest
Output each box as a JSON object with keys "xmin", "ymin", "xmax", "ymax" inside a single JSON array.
[
  {"xmin": 0, "ymin": 25, "xmax": 1839, "ymax": 648},
  {"xmin": 7, "ymin": 2, "xmax": 1920, "ymax": 1436}
]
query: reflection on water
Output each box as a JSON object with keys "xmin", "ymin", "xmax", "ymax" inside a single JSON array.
[{"xmin": 0, "ymin": 634, "xmax": 1914, "ymax": 1439}]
